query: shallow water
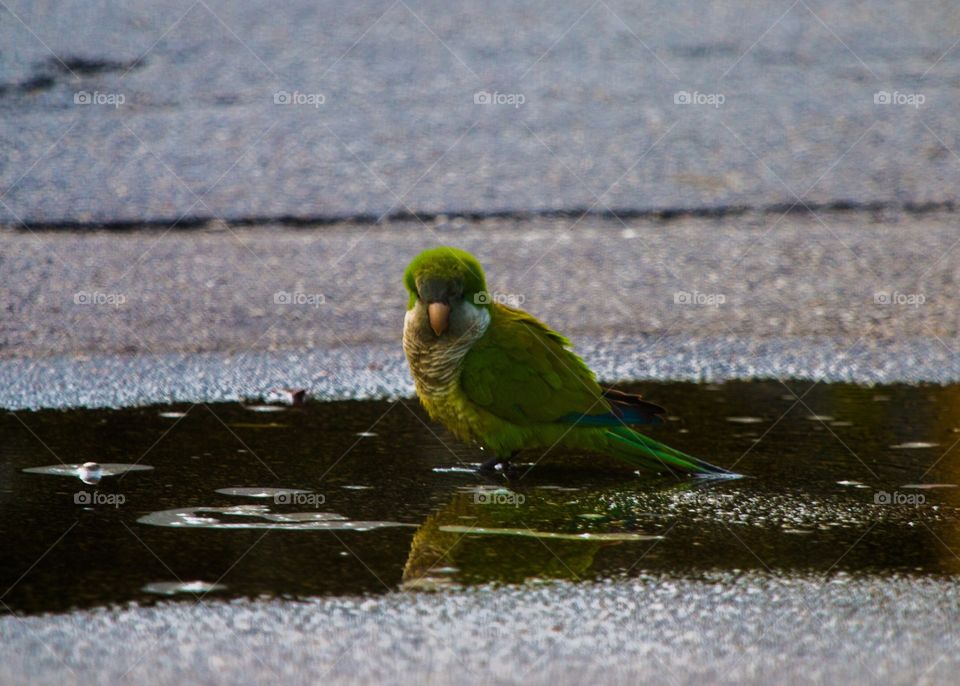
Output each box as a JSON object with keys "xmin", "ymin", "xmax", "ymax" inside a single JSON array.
[{"xmin": 4, "ymin": 380, "xmax": 960, "ymax": 614}]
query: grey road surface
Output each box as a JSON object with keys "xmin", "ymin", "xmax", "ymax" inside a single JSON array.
[
  {"xmin": 1, "ymin": 573, "xmax": 958, "ymax": 686},
  {"xmin": 1, "ymin": 1, "xmax": 959, "ymax": 226},
  {"xmin": 2, "ymin": 211, "xmax": 958, "ymax": 407}
]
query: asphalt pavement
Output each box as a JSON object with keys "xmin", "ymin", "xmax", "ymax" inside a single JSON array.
[
  {"xmin": 2, "ymin": 1, "xmax": 960, "ymax": 225},
  {"xmin": 2, "ymin": 573, "xmax": 958, "ymax": 686},
  {"xmin": 2, "ymin": 211, "xmax": 959, "ymax": 408}
]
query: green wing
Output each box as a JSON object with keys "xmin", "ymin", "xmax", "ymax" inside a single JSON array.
[{"xmin": 460, "ymin": 304, "xmax": 609, "ymax": 424}]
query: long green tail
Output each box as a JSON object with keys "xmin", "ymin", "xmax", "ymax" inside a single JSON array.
[{"xmin": 604, "ymin": 426, "xmax": 734, "ymax": 476}]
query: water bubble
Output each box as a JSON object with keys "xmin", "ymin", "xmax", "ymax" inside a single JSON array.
[{"xmin": 78, "ymin": 462, "xmax": 103, "ymax": 485}]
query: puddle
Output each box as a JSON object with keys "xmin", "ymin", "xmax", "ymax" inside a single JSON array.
[{"xmin": 5, "ymin": 381, "xmax": 960, "ymax": 615}]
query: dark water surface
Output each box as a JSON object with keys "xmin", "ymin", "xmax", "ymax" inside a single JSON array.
[{"xmin": 4, "ymin": 381, "xmax": 960, "ymax": 615}]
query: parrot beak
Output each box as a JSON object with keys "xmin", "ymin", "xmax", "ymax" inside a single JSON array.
[{"xmin": 427, "ymin": 301, "xmax": 451, "ymax": 336}]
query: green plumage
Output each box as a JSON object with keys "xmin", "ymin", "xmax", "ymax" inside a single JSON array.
[{"xmin": 403, "ymin": 246, "xmax": 731, "ymax": 477}]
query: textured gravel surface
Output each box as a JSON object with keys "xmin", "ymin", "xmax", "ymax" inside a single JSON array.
[
  {"xmin": 1, "ymin": 335, "xmax": 955, "ymax": 410},
  {"xmin": 1, "ymin": 574, "xmax": 958, "ymax": 686},
  {"xmin": 5, "ymin": 212, "xmax": 959, "ymax": 355},
  {"xmin": 2, "ymin": 212, "xmax": 959, "ymax": 407},
  {"xmin": 1, "ymin": 1, "xmax": 959, "ymax": 225}
]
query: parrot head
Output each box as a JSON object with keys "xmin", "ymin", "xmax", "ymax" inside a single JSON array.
[{"xmin": 404, "ymin": 246, "xmax": 489, "ymax": 338}]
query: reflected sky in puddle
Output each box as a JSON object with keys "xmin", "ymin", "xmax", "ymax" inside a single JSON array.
[
  {"xmin": 5, "ymin": 380, "xmax": 960, "ymax": 615},
  {"xmin": 138, "ymin": 505, "xmax": 413, "ymax": 531}
]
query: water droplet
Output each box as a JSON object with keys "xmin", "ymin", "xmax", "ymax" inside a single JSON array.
[
  {"xmin": 901, "ymin": 483, "xmax": 957, "ymax": 490},
  {"xmin": 890, "ymin": 442, "xmax": 939, "ymax": 449},
  {"xmin": 726, "ymin": 417, "xmax": 764, "ymax": 424}
]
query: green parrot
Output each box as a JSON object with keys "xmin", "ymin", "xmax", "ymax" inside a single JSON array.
[{"xmin": 402, "ymin": 246, "xmax": 732, "ymax": 477}]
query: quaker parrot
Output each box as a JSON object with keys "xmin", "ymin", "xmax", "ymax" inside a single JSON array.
[{"xmin": 402, "ymin": 246, "xmax": 731, "ymax": 477}]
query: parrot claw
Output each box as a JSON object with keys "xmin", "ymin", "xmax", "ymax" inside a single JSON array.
[
  {"xmin": 478, "ymin": 456, "xmax": 506, "ymax": 472},
  {"xmin": 478, "ymin": 455, "xmax": 519, "ymax": 480}
]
